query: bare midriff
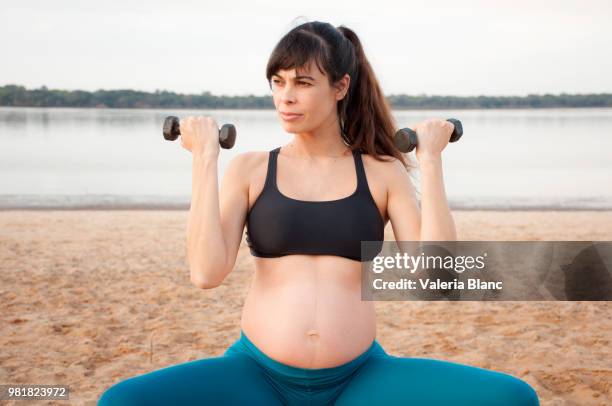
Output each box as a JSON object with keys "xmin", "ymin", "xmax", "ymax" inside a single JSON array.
[{"xmin": 240, "ymin": 254, "xmax": 377, "ymax": 369}]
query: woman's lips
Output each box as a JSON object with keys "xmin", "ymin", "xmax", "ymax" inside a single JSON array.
[{"xmin": 280, "ymin": 112, "xmax": 303, "ymax": 121}]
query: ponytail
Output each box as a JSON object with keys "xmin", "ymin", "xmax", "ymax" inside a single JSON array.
[{"xmin": 336, "ymin": 26, "xmax": 412, "ymax": 169}]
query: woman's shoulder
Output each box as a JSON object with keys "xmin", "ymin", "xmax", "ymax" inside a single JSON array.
[
  {"xmin": 360, "ymin": 152, "xmax": 413, "ymax": 197},
  {"xmin": 225, "ymin": 150, "xmax": 272, "ymax": 179},
  {"xmin": 361, "ymin": 152, "xmax": 406, "ymax": 175},
  {"xmin": 231, "ymin": 150, "xmax": 270, "ymax": 164}
]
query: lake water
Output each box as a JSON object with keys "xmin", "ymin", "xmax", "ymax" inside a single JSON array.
[{"xmin": 0, "ymin": 107, "xmax": 610, "ymax": 210}]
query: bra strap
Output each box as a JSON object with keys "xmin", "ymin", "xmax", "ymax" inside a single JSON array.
[
  {"xmin": 267, "ymin": 147, "xmax": 281, "ymax": 190},
  {"xmin": 263, "ymin": 147, "xmax": 280, "ymax": 191},
  {"xmin": 353, "ymin": 150, "xmax": 368, "ymax": 194}
]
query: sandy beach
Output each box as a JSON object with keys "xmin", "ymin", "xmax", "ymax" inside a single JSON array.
[{"xmin": 1, "ymin": 210, "xmax": 611, "ymax": 405}]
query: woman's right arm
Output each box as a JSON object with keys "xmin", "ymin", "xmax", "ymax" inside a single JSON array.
[
  {"xmin": 186, "ymin": 151, "xmax": 251, "ymax": 289},
  {"xmin": 181, "ymin": 116, "xmax": 250, "ymax": 289}
]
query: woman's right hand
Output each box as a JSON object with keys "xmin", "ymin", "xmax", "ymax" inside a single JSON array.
[{"xmin": 179, "ymin": 116, "xmax": 221, "ymax": 157}]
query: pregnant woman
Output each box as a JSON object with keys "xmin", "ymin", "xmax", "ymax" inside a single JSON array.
[{"xmin": 99, "ymin": 20, "xmax": 539, "ymax": 405}]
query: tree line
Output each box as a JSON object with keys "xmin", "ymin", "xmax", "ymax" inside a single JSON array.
[{"xmin": 1, "ymin": 84, "xmax": 611, "ymax": 109}]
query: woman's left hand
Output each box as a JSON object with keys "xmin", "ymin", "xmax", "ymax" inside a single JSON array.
[{"xmin": 411, "ymin": 119, "xmax": 455, "ymax": 162}]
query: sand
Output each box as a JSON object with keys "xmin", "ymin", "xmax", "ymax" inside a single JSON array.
[{"xmin": 1, "ymin": 210, "xmax": 611, "ymax": 405}]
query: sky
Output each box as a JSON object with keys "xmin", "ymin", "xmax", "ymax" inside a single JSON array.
[{"xmin": 1, "ymin": 0, "xmax": 611, "ymax": 97}]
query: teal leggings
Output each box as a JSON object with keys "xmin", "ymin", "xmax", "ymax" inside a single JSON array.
[{"xmin": 98, "ymin": 330, "xmax": 539, "ymax": 406}]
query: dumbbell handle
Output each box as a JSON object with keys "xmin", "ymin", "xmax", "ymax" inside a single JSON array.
[
  {"xmin": 162, "ymin": 116, "xmax": 236, "ymax": 149},
  {"xmin": 394, "ymin": 118, "xmax": 463, "ymax": 153}
]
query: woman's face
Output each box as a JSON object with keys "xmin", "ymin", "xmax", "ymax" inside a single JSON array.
[{"xmin": 270, "ymin": 62, "xmax": 349, "ymax": 134}]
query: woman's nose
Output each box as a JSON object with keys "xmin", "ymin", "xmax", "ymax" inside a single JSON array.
[{"xmin": 279, "ymin": 85, "xmax": 297, "ymax": 104}]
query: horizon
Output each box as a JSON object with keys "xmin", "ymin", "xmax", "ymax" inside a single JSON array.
[{"xmin": 2, "ymin": 83, "xmax": 610, "ymax": 99}]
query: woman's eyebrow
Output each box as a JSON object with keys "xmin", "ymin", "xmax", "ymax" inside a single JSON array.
[{"xmin": 273, "ymin": 74, "xmax": 316, "ymax": 81}]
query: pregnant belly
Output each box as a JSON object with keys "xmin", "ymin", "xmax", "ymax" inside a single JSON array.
[{"xmin": 239, "ymin": 260, "xmax": 377, "ymax": 368}]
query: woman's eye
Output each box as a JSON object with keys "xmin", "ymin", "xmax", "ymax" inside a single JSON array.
[{"xmin": 270, "ymin": 80, "xmax": 310, "ymax": 87}]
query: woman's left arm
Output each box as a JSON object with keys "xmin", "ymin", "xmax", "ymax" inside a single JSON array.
[
  {"xmin": 418, "ymin": 153, "xmax": 457, "ymax": 241},
  {"xmin": 387, "ymin": 119, "xmax": 457, "ymax": 242},
  {"xmin": 415, "ymin": 119, "xmax": 457, "ymax": 241}
]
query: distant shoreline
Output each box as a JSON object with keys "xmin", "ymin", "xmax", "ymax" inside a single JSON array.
[
  {"xmin": 2, "ymin": 105, "xmax": 611, "ymax": 111},
  {"xmin": 2, "ymin": 84, "xmax": 611, "ymax": 109}
]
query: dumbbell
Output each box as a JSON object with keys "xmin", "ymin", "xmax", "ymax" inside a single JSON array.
[
  {"xmin": 162, "ymin": 116, "xmax": 237, "ymax": 149},
  {"xmin": 394, "ymin": 118, "xmax": 463, "ymax": 153}
]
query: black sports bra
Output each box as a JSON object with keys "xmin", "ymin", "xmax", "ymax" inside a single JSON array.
[{"xmin": 245, "ymin": 147, "xmax": 384, "ymax": 262}]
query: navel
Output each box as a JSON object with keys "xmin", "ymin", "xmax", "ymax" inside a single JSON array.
[{"xmin": 307, "ymin": 329, "xmax": 319, "ymax": 337}]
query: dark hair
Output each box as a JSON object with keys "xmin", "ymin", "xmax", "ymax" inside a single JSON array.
[{"xmin": 266, "ymin": 20, "xmax": 414, "ymax": 171}]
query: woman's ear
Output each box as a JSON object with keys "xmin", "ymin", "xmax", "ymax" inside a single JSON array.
[{"xmin": 335, "ymin": 74, "xmax": 351, "ymax": 101}]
